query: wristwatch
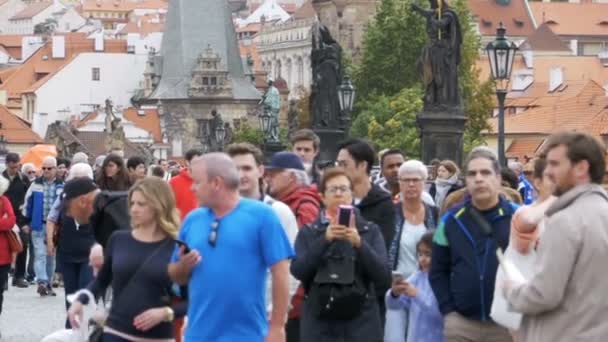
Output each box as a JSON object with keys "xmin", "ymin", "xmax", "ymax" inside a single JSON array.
[{"xmin": 165, "ymin": 307, "xmax": 175, "ymax": 322}]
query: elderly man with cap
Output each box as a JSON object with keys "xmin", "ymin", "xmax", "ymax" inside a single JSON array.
[
  {"xmin": 61, "ymin": 177, "xmax": 130, "ymax": 275},
  {"xmin": 264, "ymin": 151, "xmax": 322, "ymax": 342}
]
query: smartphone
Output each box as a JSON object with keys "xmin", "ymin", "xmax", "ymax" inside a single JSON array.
[
  {"xmin": 175, "ymin": 239, "xmax": 191, "ymax": 254},
  {"xmin": 337, "ymin": 205, "xmax": 353, "ymax": 226},
  {"xmin": 392, "ymin": 271, "xmax": 405, "ymax": 283}
]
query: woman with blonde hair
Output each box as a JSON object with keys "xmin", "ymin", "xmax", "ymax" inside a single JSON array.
[{"xmin": 68, "ymin": 177, "xmax": 185, "ymax": 342}]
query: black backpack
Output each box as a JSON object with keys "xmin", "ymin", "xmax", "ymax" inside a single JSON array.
[{"xmin": 306, "ymin": 240, "xmax": 369, "ymax": 320}]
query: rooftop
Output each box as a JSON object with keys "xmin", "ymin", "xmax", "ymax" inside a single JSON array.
[
  {"xmin": 123, "ymin": 107, "xmax": 161, "ymax": 142},
  {"xmin": 520, "ymin": 23, "xmax": 571, "ymax": 52},
  {"xmin": 0, "ymin": 105, "xmax": 43, "ymax": 144},
  {"xmin": 468, "ymin": 0, "xmax": 536, "ymax": 37},
  {"xmin": 292, "ymin": 0, "xmax": 315, "ymax": 20},
  {"xmin": 10, "ymin": 1, "xmax": 53, "ymax": 20},
  {"xmin": 529, "ymin": 2, "xmax": 608, "ymax": 37},
  {"xmin": 82, "ymin": 0, "xmax": 135, "ymax": 12}
]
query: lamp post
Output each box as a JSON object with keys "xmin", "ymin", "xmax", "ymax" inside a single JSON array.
[
  {"xmin": 258, "ymin": 110, "xmax": 272, "ymax": 143},
  {"xmin": 338, "ymin": 75, "xmax": 356, "ymax": 124},
  {"xmin": 486, "ymin": 22, "xmax": 517, "ymax": 167},
  {"xmin": 215, "ymin": 123, "xmax": 226, "ymax": 151}
]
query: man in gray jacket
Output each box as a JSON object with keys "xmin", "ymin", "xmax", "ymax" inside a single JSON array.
[{"xmin": 504, "ymin": 131, "xmax": 608, "ymax": 342}]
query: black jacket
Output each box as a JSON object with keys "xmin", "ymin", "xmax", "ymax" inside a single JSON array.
[
  {"xmin": 3, "ymin": 170, "xmax": 30, "ymax": 227},
  {"xmin": 90, "ymin": 191, "xmax": 130, "ymax": 247},
  {"xmin": 356, "ymin": 184, "xmax": 396, "ymax": 252},
  {"xmin": 290, "ymin": 211, "xmax": 390, "ymax": 342}
]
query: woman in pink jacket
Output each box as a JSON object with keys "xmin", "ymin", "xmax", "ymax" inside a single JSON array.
[{"xmin": 0, "ymin": 175, "xmax": 17, "ymax": 317}]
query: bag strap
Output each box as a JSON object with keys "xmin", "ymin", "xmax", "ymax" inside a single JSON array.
[
  {"xmin": 467, "ymin": 205, "xmax": 495, "ymax": 237},
  {"xmin": 112, "ymin": 238, "xmax": 172, "ymax": 305}
]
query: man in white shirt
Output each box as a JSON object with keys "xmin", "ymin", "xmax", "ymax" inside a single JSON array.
[{"xmin": 226, "ymin": 143, "xmax": 299, "ymax": 310}]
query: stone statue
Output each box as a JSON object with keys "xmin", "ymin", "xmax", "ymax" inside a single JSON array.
[
  {"xmin": 261, "ymin": 80, "xmax": 280, "ymax": 142},
  {"xmin": 210, "ymin": 109, "xmax": 223, "ymax": 143},
  {"xmin": 224, "ymin": 122, "xmax": 233, "ymax": 145},
  {"xmin": 104, "ymin": 98, "xmax": 118, "ymax": 133},
  {"xmin": 310, "ymin": 22, "xmax": 342, "ymax": 129},
  {"xmin": 412, "ymin": 0, "xmax": 462, "ymax": 111},
  {"xmin": 287, "ymin": 99, "xmax": 300, "ymax": 138}
]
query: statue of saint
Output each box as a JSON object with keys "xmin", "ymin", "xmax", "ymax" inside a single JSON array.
[
  {"xmin": 310, "ymin": 22, "xmax": 342, "ymax": 129},
  {"xmin": 261, "ymin": 80, "xmax": 281, "ymax": 142},
  {"xmin": 104, "ymin": 98, "xmax": 117, "ymax": 133},
  {"xmin": 412, "ymin": 0, "xmax": 462, "ymax": 110}
]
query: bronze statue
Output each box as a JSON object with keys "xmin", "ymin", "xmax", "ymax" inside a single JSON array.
[
  {"xmin": 412, "ymin": 0, "xmax": 462, "ymax": 110},
  {"xmin": 310, "ymin": 22, "xmax": 342, "ymax": 128},
  {"xmin": 260, "ymin": 80, "xmax": 281, "ymax": 142}
]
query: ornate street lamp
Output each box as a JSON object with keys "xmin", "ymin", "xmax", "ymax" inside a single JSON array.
[
  {"xmin": 215, "ymin": 122, "xmax": 226, "ymax": 151},
  {"xmin": 338, "ymin": 75, "xmax": 356, "ymax": 117},
  {"xmin": 486, "ymin": 22, "xmax": 517, "ymax": 167},
  {"xmin": 258, "ymin": 110, "xmax": 272, "ymax": 142},
  {"xmin": 0, "ymin": 135, "xmax": 8, "ymax": 168}
]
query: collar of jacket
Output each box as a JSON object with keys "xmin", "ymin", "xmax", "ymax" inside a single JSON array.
[
  {"xmin": 312, "ymin": 208, "xmax": 373, "ymax": 233},
  {"xmin": 546, "ymin": 183, "xmax": 608, "ymax": 217},
  {"xmin": 394, "ymin": 201, "xmax": 438, "ymax": 229},
  {"xmin": 358, "ymin": 183, "xmax": 392, "ymax": 208},
  {"xmin": 34, "ymin": 176, "xmax": 63, "ymax": 185},
  {"xmin": 451, "ymin": 195, "xmax": 517, "ymax": 221}
]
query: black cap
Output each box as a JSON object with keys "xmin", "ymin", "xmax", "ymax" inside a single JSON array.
[{"xmin": 62, "ymin": 178, "xmax": 98, "ymax": 202}]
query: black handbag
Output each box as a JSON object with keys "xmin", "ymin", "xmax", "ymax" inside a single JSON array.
[{"xmin": 307, "ymin": 241, "xmax": 369, "ymax": 320}]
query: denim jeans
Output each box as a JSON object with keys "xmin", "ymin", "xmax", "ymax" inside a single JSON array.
[
  {"xmin": 32, "ymin": 230, "xmax": 55, "ymax": 285},
  {"xmin": 61, "ymin": 260, "xmax": 93, "ymax": 328}
]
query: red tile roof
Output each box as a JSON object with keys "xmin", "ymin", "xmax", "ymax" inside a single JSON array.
[
  {"xmin": 468, "ymin": 0, "xmax": 536, "ymax": 37},
  {"xmin": 489, "ymin": 80, "xmax": 608, "ymax": 135},
  {"xmin": 292, "ymin": 0, "xmax": 315, "ymax": 20},
  {"xmin": 0, "ymin": 105, "xmax": 43, "ymax": 143},
  {"xmin": 10, "ymin": 1, "xmax": 53, "ymax": 20},
  {"xmin": 82, "ymin": 0, "xmax": 135, "ymax": 12},
  {"xmin": 123, "ymin": 107, "xmax": 161, "ymax": 142},
  {"xmin": 529, "ymin": 2, "xmax": 608, "ymax": 37},
  {"xmin": 520, "ymin": 23, "xmax": 570, "ymax": 52},
  {"xmin": 132, "ymin": 0, "xmax": 168, "ymax": 10},
  {"xmin": 118, "ymin": 16, "xmax": 164, "ymax": 36},
  {"xmin": 506, "ymin": 137, "xmax": 544, "ymax": 160},
  {"xmin": 0, "ymin": 33, "xmax": 128, "ymax": 104},
  {"xmin": 0, "ymin": 35, "xmax": 23, "ymax": 59}
]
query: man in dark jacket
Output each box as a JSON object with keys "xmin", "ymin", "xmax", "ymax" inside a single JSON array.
[
  {"xmin": 62, "ymin": 178, "xmax": 130, "ymax": 274},
  {"xmin": 430, "ymin": 147, "xmax": 516, "ymax": 342},
  {"xmin": 3, "ymin": 153, "xmax": 31, "ymax": 287}
]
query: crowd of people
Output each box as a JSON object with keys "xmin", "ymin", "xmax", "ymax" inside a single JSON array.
[{"xmin": 0, "ymin": 129, "xmax": 605, "ymax": 342}]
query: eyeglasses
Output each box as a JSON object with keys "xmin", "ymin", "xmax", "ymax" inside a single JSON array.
[
  {"xmin": 399, "ymin": 178, "xmax": 423, "ymax": 184},
  {"xmin": 326, "ymin": 186, "xmax": 351, "ymax": 194},
  {"xmin": 27, "ymin": 171, "xmax": 36, "ymax": 174},
  {"xmin": 42, "ymin": 167, "xmax": 55, "ymax": 171},
  {"xmin": 335, "ymin": 160, "xmax": 348, "ymax": 168},
  {"xmin": 208, "ymin": 219, "xmax": 220, "ymax": 247}
]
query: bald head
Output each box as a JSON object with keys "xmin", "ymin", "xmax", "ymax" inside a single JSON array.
[{"xmin": 192, "ymin": 153, "xmax": 240, "ymax": 191}]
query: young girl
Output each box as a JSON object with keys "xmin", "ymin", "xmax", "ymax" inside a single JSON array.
[{"xmin": 386, "ymin": 230, "xmax": 443, "ymax": 342}]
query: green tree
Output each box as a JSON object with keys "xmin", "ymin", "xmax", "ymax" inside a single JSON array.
[
  {"xmin": 350, "ymin": 0, "xmax": 494, "ymax": 157},
  {"xmin": 231, "ymin": 120, "xmax": 264, "ymax": 146}
]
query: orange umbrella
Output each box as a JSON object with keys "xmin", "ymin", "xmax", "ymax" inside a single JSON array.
[{"xmin": 21, "ymin": 144, "xmax": 58, "ymax": 168}]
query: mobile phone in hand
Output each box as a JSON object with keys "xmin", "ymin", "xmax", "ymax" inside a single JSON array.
[
  {"xmin": 175, "ymin": 239, "xmax": 191, "ymax": 254},
  {"xmin": 337, "ymin": 205, "xmax": 353, "ymax": 226},
  {"xmin": 391, "ymin": 271, "xmax": 404, "ymax": 283}
]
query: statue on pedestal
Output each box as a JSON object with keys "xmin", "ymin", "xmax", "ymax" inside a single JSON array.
[
  {"xmin": 310, "ymin": 22, "xmax": 342, "ymax": 128},
  {"xmin": 104, "ymin": 98, "xmax": 125, "ymax": 152},
  {"xmin": 260, "ymin": 80, "xmax": 281, "ymax": 142},
  {"xmin": 412, "ymin": 0, "xmax": 462, "ymax": 111}
]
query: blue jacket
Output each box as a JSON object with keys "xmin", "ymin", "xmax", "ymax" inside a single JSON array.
[
  {"xmin": 388, "ymin": 201, "xmax": 439, "ymax": 270},
  {"xmin": 23, "ymin": 177, "xmax": 64, "ymax": 231},
  {"xmin": 429, "ymin": 197, "xmax": 517, "ymax": 321}
]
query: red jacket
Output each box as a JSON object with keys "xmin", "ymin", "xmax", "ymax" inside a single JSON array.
[
  {"xmin": 169, "ymin": 169, "xmax": 198, "ymax": 220},
  {"xmin": 0, "ymin": 196, "xmax": 17, "ymax": 265},
  {"xmin": 279, "ymin": 185, "xmax": 322, "ymax": 319}
]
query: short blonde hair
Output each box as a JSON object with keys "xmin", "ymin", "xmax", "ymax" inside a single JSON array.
[
  {"xmin": 129, "ymin": 177, "xmax": 180, "ymax": 239},
  {"xmin": 398, "ymin": 160, "xmax": 428, "ymax": 180}
]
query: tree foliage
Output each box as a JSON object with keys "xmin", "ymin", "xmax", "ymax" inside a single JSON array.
[
  {"xmin": 349, "ymin": 0, "xmax": 494, "ymax": 158},
  {"xmin": 231, "ymin": 120, "xmax": 264, "ymax": 147}
]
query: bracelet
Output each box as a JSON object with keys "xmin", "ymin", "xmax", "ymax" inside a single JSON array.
[{"xmin": 165, "ymin": 307, "xmax": 174, "ymax": 322}]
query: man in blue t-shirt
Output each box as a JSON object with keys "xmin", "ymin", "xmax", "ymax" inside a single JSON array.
[
  {"xmin": 509, "ymin": 161, "xmax": 534, "ymax": 204},
  {"xmin": 168, "ymin": 153, "xmax": 294, "ymax": 342}
]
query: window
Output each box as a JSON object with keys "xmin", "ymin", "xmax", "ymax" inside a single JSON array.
[
  {"xmin": 196, "ymin": 119, "xmax": 209, "ymax": 138},
  {"xmin": 202, "ymin": 77, "xmax": 209, "ymax": 85},
  {"xmin": 92, "ymin": 67, "xmax": 100, "ymax": 81},
  {"xmin": 579, "ymin": 42, "xmax": 606, "ymax": 56},
  {"xmin": 210, "ymin": 77, "xmax": 217, "ymax": 86}
]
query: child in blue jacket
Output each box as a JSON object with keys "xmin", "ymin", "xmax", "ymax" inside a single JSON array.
[{"xmin": 386, "ymin": 230, "xmax": 443, "ymax": 342}]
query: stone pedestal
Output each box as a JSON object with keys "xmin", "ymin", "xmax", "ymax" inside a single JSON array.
[
  {"xmin": 313, "ymin": 128, "xmax": 348, "ymax": 165},
  {"xmin": 416, "ymin": 107, "xmax": 467, "ymax": 166},
  {"xmin": 263, "ymin": 141, "xmax": 285, "ymax": 163}
]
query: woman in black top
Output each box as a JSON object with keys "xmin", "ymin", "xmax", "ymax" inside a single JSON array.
[
  {"xmin": 68, "ymin": 177, "xmax": 185, "ymax": 341},
  {"xmin": 95, "ymin": 154, "xmax": 131, "ymax": 191}
]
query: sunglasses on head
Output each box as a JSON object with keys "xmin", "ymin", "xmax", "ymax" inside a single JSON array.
[{"xmin": 208, "ymin": 219, "xmax": 220, "ymax": 247}]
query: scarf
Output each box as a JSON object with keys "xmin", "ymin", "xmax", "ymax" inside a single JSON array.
[{"xmin": 434, "ymin": 174, "xmax": 458, "ymax": 209}]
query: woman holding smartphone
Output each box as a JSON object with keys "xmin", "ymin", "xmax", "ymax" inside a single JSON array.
[
  {"xmin": 68, "ymin": 177, "xmax": 186, "ymax": 342},
  {"xmin": 290, "ymin": 167, "xmax": 391, "ymax": 342}
]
